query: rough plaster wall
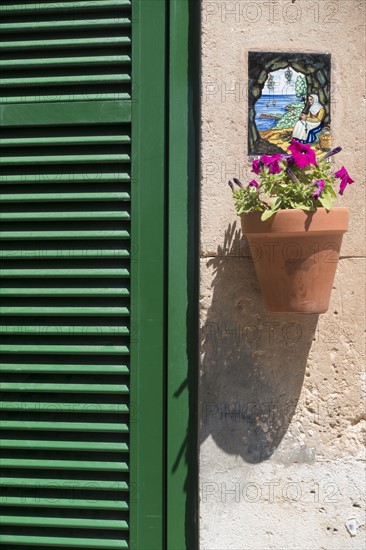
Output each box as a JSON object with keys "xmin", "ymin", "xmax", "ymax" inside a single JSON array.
[{"xmin": 199, "ymin": 1, "xmax": 366, "ymax": 548}]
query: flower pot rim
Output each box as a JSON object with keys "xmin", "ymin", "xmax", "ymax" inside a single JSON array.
[{"xmin": 240, "ymin": 207, "xmax": 349, "ymax": 234}]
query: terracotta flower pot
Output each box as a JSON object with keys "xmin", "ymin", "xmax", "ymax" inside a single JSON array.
[{"xmin": 241, "ymin": 207, "xmax": 349, "ymax": 313}]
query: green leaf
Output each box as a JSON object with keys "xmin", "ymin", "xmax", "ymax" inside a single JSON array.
[
  {"xmin": 261, "ymin": 209, "xmax": 276, "ymax": 221},
  {"xmin": 318, "ymin": 194, "xmax": 334, "ymax": 211},
  {"xmin": 294, "ymin": 205, "xmax": 312, "ymax": 211},
  {"xmin": 270, "ymin": 197, "xmax": 282, "ymax": 211}
]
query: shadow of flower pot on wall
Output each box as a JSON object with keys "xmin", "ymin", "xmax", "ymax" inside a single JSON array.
[
  {"xmin": 200, "ymin": 223, "xmax": 319, "ymax": 463},
  {"xmin": 241, "ymin": 207, "xmax": 349, "ymax": 313}
]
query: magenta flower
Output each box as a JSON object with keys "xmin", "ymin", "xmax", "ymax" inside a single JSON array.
[
  {"xmin": 335, "ymin": 166, "xmax": 354, "ymax": 195},
  {"xmin": 312, "ymin": 179, "xmax": 325, "ymax": 200},
  {"xmin": 288, "ymin": 140, "xmax": 317, "ymax": 169},
  {"xmin": 261, "ymin": 154, "xmax": 282, "ymax": 174},
  {"xmin": 248, "ymin": 179, "xmax": 259, "ymax": 188},
  {"xmin": 252, "ymin": 159, "xmax": 262, "ymax": 174}
]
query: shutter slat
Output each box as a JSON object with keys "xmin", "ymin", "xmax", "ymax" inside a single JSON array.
[
  {"xmin": 0, "ymin": 516, "xmax": 128, "ymax": 529},
  {"xmin": 1, "ymin": 212, "xmax": 130, "ymax": 220},
  {"xmin": 0, "ymin": 403, "xmax": 129, "ymax": 413},
  {"xmin": 0, "ymin": 136, "xmax": 131, "ymax": 147},
  {"xmin": 0, "ymin": 458, "xmax": 129, "ymax": 471},
  {"xmin": 0, "ymin": 344, "xmax": 129, "ymax": 354},
  {"xmin": 0, "ymin": 440, "xmax": 128, "ymax": 452},
  {"xmin": 0, "ymin": 309, "xmax": 129, "ymax": 317},
  {"xmin": 2, "ymin": 56, "xmax": 131, "ymax": 70},
  {"xmin": 0, "ymin": 76, "xmax": 131, "ymax": 88},
  {"xmin": 0, "ymin": 18, "xmax": 131, "ymax": 33},
  {"xmin": 0, "ymin": 478, "xmax": 128, "ymax": 490},
  {"xmin": 1, "ymin": 383, "xmax": 128, "ymax": 392},
  {"xmin": 1, "ymin": 94, "xmax": 131, "ymax": 103},
  {"xmin": 0, "ymin": 36, "xmax": 131, "ymax": 51},
  {"xmin": 1, "ymin": 421, "xmax": 129, "ymax": 432},
  {"xmin": 0, "ymin": 249, "xmax": 129, "ymax": 258},
  {"xmin": 0, "ymin": 193, "xmax": 130, "ymax": 202},
  {"xmin": 0, "ymin": 173, "xmax": 130, "ymax": 184},
  {"xmin": 0, "ymin": 535, "xmax": 128, "ymax": 549},
  {"xmin": 1, "ymin": 154, "xmax": 130, "ymax": 164},
  {"xmin": 1, "ymin": 1, "xmax": 131, "ymax": 14},
  {"xmin": 1, "ymin": 102, "xmax": 131, "ymax": 126},
  {"xmin": 1, "ymin": 389, "xmax": 128, "ymax": 399},
  {"xmin": 0, "ymin": 364, "xmax": 129, "ymax": 374},
  {"xmin": 0, "ymin": 231, "xmax": 130, "ymax": 240},
  {"xmin": 0, "ymin": 268, "xmax": 130, "ymax": 277},
  {"xmin": 0, "ymin": 328, "xmax": 130, "ymax": 336},
  {"xmin": 0, "ymin": 497, "xmax": 129, "ymax": 510},
  {"xmin": 0, "ymin": 288, "xmax": 129, "ymax": 296}
]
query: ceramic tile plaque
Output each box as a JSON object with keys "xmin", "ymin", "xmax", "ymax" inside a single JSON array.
[{"xmin": 248, "ymin": 52, "xmax": 331, "ymax": 157}]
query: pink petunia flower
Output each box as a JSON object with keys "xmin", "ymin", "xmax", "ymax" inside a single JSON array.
[
  {"xmin": 335, "ymin": 166, "xmax": 354, "ymax": 195},
  {"xmin": 261, "ymin": 154, "xmax": 282, "ymax": 175},
  {"xmin": 252, "ymin": 159, "xmax": 262, "ymax": 174},
  {"xmin": 312, "ymin": 179, "xmax": 325, "ymax": 200},
  {"xmin": 288, "ymin": 140, "xmax": 317, "ymax": 169},
  {"xmin": 248, "ymin": 179, "xmax": 259, "ymax": 188}
]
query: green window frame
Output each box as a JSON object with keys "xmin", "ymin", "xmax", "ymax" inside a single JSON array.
[{"xmin": 131, "ymin": 1, "xmax": 199, "ymax": 548}]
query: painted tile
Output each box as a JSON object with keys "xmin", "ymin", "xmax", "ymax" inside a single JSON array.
[{"xmin": 248, "ymin": 52, "xmax": 331, "ymax": 157}]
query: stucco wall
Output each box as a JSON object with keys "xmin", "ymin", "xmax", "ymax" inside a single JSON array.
[{"xmin": 199, "ymin": 1, "xmax": 366, "ymax": 548}]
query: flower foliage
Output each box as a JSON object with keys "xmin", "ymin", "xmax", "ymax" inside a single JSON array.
[{"xmin": 230, "ymin": 141, "xmax": 354, "ymax": 221}]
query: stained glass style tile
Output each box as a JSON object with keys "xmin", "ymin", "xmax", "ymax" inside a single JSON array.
[{"xmin": 248, "ymin": 52, "xmax": 331, "ymax": 157}]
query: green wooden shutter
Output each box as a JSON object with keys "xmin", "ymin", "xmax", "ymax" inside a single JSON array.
[{"xmin": 0, "ymin": 1, "xmax": 138, "ymax": 548}]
